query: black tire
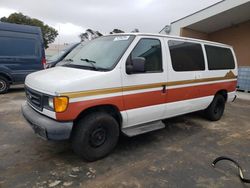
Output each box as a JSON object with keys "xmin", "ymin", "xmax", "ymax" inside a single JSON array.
[
  {"xmin": 71, "ymin": 112, "xmax": 119, "ymax": 161},
  {"xmin": 205, "ymin": 94, "xmax": 226, "ymax": 121},
  {"xmin": 0, "ymin": 76, "xmax": 10, "ymax": 94}
]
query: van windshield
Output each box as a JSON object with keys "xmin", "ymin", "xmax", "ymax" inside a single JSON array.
[{"xmin": 63, "ymin": 35, "xmax": 135, "ymax": 71}]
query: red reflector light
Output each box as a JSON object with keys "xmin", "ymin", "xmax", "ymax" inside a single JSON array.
[{"xmin": 42, "ymin": 57, "xmax": 47, "ymax": 69}]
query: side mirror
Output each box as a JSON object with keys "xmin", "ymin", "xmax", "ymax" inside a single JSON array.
[{"xmin": 126, "ymin": 57, "xmax": 146, "ymax": 74}]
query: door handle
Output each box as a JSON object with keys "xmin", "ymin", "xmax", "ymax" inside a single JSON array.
[
  {"xmin": 195, "ymin": 73, "xmax": 202, "ymax": 79},
  {"xmin": 162, "ymin": 84, "xmax": 166, "ymax": 93}
]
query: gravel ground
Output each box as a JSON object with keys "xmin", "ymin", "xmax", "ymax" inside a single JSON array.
[{"xmin": 0, "ymin": 86, "xmax": 250, "ymax": 188}]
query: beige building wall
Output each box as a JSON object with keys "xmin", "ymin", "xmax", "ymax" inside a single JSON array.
[
  {"xmin": 180, "ymin": 20, "xmax": 250, "ymax": 67},
  {"xmin": 180, "ymin": 27, "xmax": 208, "ymax": 40}
]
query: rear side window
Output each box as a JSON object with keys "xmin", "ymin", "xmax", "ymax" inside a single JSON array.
[
  {"xmin": 205, "ymin": 45, "xmax": 235, "ymax": 70},
  {"xmin": 168, "ymin": 40, "xmax": 205, "ymax": 71},
  {"xmin": 129, "ymin": 38, "xmax": 162, "ymax": 73},
  {"xmin": 0, "ymin": 37, "xmax": 38, "ymax": 57}
]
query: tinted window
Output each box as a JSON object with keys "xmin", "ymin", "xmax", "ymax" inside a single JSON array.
[
  {"xmin": 205, "ymin": 45, "xmax": 235, "ymax": 70},
  {"xmin": 128, "ymin": 38, "xmax": 162, "ymax": 73},
  {"xmin": 0, "ymin": 37, "xmax": 37, "ymax": 57},
  {"xmin": 168, "ymin": 40, "xmax": 205, "ymax": 71}
]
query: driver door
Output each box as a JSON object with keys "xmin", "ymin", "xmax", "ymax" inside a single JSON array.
[{"xmin": 121, "ymin": 37, "xmax": 167, "ymax": 128}]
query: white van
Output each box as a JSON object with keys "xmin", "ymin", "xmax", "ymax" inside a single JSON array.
[{"xmin": 22, "ymin": 33, "xmax": 237, "ymax": 161}]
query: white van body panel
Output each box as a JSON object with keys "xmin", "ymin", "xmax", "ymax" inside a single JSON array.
[
  {"xmin": 164, "ymin": 96, "xmax": 213, "ymax": 118},
  {"xmin": 122, "ymin": 103, "xmax": 166, "ymax": 128},
  {"xmin": 25, "ymin": 66, "xmax": 122, "ymax": 98}
]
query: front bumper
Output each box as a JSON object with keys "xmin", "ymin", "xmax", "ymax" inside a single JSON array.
[{"xmin": 21, "ymin": 102, "xmax": 73, "ymax": 140}]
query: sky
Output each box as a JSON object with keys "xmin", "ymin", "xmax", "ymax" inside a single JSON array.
[{"xmin": 0, "ymin": 0, "xmax": 220, "ymax": 44}]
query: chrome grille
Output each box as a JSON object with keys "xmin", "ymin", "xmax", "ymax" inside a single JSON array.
[{"xmin": 25, "ymin": 87, "xmax": 43, "ymax": 111}]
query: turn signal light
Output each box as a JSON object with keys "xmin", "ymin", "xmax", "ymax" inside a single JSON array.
[{"xmin": 54, "ymin": 96, "xmax": 69, "ymax": 112}]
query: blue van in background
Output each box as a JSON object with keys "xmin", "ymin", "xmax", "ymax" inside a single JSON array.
[{"xmin": 0, "ymin": 22, "xmax": 45, "ymax": 94}]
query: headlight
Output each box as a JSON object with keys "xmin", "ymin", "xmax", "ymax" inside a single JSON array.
[
  {"xmin": 48, "ymin": 97, "xmax": 54, "ymax": 109},
  {"xmin": 54, "ymin": 96, "xmax": 69, "ymax": 112}
]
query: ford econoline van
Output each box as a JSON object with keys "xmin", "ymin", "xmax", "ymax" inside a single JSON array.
[
  {"xmin": 22, "ymin": 33, "xmax": 237, "ymax": 161},
  {"xmin": 0, "ymin": 22, "xmax": 45, "ymax": 94}
]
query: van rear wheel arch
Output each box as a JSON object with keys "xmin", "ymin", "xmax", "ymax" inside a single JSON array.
[
  {"xmin": 0, "ymin": 73, "xmax": 12, "ymax": 83},
  {"xmin": 215, "ymin": 90, "xmax": 228, "ymax": 102},
  {"xmin": 205, "ymin": 93, "xmax": 226, "ymax": 121}
]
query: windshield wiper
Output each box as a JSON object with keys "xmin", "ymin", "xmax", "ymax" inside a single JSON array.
[
  {"xmin": 64, "ymin": 58, "xmax": 109, "ymax": 71},
  {"xmin": 80, "ymin": 58, "xmax": 97, "ymax": 70},
  {"xmin": 81, "ymin": 58, "xmax": 96, "ymax": 64}
]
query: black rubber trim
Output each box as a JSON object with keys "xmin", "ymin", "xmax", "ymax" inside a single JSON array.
[
  {"xmin": 232, "ymin": 95, "xmax": 237, "ymax": 102},
  {"xmin": 212, "ymin": 156, "xmax": 250, "ymax": 183}
]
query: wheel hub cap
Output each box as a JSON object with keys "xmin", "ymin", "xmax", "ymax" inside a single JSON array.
[
  {"xmin": 90, "ymin": 127, "xmax": 106, "ymax": 147},
  {"xmin": 0, "ymin": 80, "xmax": 6, "ymax": 91}
]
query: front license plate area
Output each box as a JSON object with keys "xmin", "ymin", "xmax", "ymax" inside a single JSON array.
[{"xmin": 30, "ymin": 123, "xmax": 47, "ymax": 139}]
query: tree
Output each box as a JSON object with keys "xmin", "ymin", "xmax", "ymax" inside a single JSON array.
[
  {"xmin": 79, "ymin": 29, "xmax": 103, "ymax": 42},
  {"xmin": 79, "ymin": 28, "xmax": 137, "ymax": 42},
  {"xmin": 79, "ymin": 28, "xmax": 127, "ymax": 42},
  {"xmin": 131, "ymin": 28, "xmax": 139, "ymax": 33},
  {"xmin": 79, "ymin": 32, "xmax": 89, "ymax": 42},
  {"xmin": 110, "ymin": 29, "xmax": 124, "ymax": 34},
  {"xmin": 1, "ymin": 13, "xmax": 58, "ymax": 48}
]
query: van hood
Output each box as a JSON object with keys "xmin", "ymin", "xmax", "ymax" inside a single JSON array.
[{"xmin": 25, "ymin": 66, "xmax": 109, "ymax": 95}]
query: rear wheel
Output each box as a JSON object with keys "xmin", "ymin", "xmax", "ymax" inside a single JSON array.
[
  {"xmin": 71, "ymin": 112, "xmax": 119, "ymax": 161},
  {"xmin": 205, "ymin": 94, "xmax": 225, "ymax": 121},
  {"xmin": 0, "ymin": 76, "xmax": 10, "ymax": 94}
]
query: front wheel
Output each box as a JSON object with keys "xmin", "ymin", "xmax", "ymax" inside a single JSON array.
[
  {"xmin": 205, "ymin": 94, "xmax": 226, "ymax": 121},
  {"xmin": 0, "ymin": 76, "xmax": 10, "ymax": 94},
  {"xmin": 71, "ymin": 112, "xmax": 119, "ymax": 161}
]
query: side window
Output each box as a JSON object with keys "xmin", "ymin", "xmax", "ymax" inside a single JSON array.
[
  {"xmin": 0, "ymin": 37, "xmax": 37, "ymax": 57},
  {"xmin": 127, "ymin": 38, "xmax": 162, "ymax": 73},
  {"xmin": 168, "ymin": 40, "xmax": 205, "ymax": 71},
  {"xmin": 205, "ymin": 45, "xmax": 235, "ymax": 70}
]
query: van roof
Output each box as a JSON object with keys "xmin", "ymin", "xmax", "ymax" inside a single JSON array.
[
  {"xmin": 0, "ymin": 22, "xmax": 42, "ymax": 34},
  {"xmin": 108, "ymin": 33, "xmax": 232, "ymax": 48}
]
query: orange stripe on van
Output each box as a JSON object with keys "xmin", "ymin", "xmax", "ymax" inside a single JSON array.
[{"xmin": 56, "ymin": 80, "xmax": 237, "ymax": 121}]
